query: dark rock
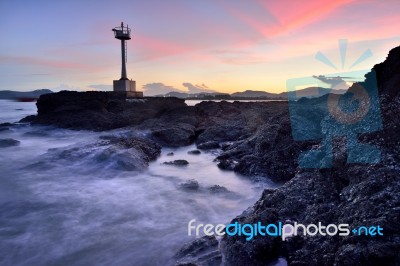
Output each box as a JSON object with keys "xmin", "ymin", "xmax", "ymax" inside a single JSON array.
[
  {"xmin": 175, "ymin": 236, "xmax": 222, "ymax": 266},
  {"xmin": 179, "ymin": 179, "xmax": 200, "ymax": 191},
  {"xmin": 0, "ymin": 138, "xmax": 20, "ymax": 148},
  {"xmin": 19, "ymin": 115, "xmax": 36, "ymax": 123},
  {"xmin": 197, "ymin": 141, "xmax": 220, "ymax": 150},
  {"xmin": 137, "ymin": 106, "xmax": 199, "ymax": 147},
  {"xmin": 221, "ymin": 165, "xmax": 400, "ymax": 265},
  {"xmin": 112, "ymin": 149, "xmax": 149, "ymax": 171},
  {"xmin": 0, "ymin": 123, "xmax": 13, "ymax": 127},
  {"xmin": 164, "ymin": 160, "xmax": 189, "ymax": 166},
  {"xmin": 207, "ymin": 185, "xmax": 229, "ymax": 194},
  {"xmin": 31, "ymin": 91, "xmax": 186, "ymax": 130},
  {"xmin": 105, "ymin": 136, "xmax": 161, "ymax": 162},
  {"xmin": 197, "ymin": 125, "xmax": 246, "ymax": 144},
  {"xmin": 188, "ymin": 150, "xmax": 201, "ymax": 155},
  {"xmin": 167, "ymin": 152, "xmax": 174, "ymax": 156},
  {"xmin": 152, "ymin": 126, "xmax": 195, "ymax": 147},
  {"xmin": 215, "ymin": 115, "xmax": 304, "ymax": 183},
  {"xmin": 217, "ymin": 159, "xmax": 237, "ymax": 171},
  {"xmin": 0, "ymin": 123, "xmax": 12, "ymax": 132}
]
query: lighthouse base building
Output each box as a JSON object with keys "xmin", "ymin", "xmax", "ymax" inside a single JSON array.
[{"xmin": 113, "ymin": 79, "xmax": 143, "ymax": 98}]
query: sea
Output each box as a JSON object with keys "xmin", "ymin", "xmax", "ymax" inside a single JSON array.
[{"xmin": 0, "ymin": 99, "xmax": 280, "ymax": 265}]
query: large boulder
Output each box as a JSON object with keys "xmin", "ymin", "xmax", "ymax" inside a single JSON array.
[{"xmin": 28, "ymin": 91, "xmax": 186, "ymax": 131}]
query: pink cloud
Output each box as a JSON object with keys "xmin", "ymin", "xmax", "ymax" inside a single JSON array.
[
  {"xmin": 133, "ymin": 34, "xmax": 191, "ymax": 60},
  {"xmin": 263, "ymin": 0, "xmax": 356, "ymax": 33}
]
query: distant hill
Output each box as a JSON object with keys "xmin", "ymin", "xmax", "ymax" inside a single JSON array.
[
  {"xmin": 164, "ymin": 91, "xmax": 190, "ymax": 98},
  {"xmin": 0, "ymin": 89, "xmax": 53, "ymax": 99},
  {"xmin": 156, "ymin": 91, "xmax": 230, "ymax": 99},
  {"xmin": 231, "ymin": 90, "xmax": 279, "ymax": 98},
  {"xmin": 155, "ymin": 87, "xmax": 347, "ymax": 100},
  {"xmin": 278, "ymin": 87, "xmax": 346, "ymax": 99}
]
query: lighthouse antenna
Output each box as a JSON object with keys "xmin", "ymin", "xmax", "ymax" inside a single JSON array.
[{"xmin": 125, "ymin": 41, "xmax": 127, "ymax": 63}]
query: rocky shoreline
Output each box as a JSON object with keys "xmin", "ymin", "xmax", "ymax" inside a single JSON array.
[{"xmin": 17, "ymin": 46, "xmax": 400, "ymax": 265}]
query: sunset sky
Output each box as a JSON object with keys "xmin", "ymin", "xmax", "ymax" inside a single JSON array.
[{"xmin": 0, "ymin": 0, "xmax": 399, "ymax": 94}]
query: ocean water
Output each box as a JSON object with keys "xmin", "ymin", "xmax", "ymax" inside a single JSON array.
[
  {"xmin": 0, "ymin": 100, "xmax": 37, "ymax": 123},
  {"xmin": 0, "ymin": 100, "xmax": 277, "ymax": 265}
]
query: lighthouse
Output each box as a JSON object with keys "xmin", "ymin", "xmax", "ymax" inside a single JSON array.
[{"xmin": 112, "ymin": 22, "xmax": 143, "ymax": 97}]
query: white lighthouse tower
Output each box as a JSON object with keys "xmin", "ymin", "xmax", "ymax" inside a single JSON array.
[{"xmin": 112, "ymin": 22, "xmax": 143, "ymax": 97}]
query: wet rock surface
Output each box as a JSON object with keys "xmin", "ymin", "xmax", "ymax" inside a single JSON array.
[
  {"xmin": 164, "ymin": 160, "xmax": 189, "ymax": 166},
  {"xmin": 207, "ymin": 185, "xmax": 229, "ymax": 194},
  {"xmin": 174, "ymin": 236, "xmax": 222, "ymax": 266},
  {"xmin": 188, "ymin": 150, "xmax": 201, "ymax": 155},
  {"xmin": 178, "ymin": 179, "xmax": 200, "ymax": 191},
  {"xmin": 137, "ymin": 106, "xmax": 199, "ymax": 147},
  {"xmin": 197, "ymin": 141, "xmax": 221, "ymax": 150}
]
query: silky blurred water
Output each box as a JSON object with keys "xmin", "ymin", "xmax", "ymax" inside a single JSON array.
[
  {"xmin": 0, "ymin": 99, "xmax": 37, "ymax": 123},
  {"xmin": 0, "ymin": 100, "xmax": 277, "ymax": 265}
]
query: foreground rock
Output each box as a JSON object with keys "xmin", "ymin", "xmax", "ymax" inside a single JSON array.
[
  {"xmin": 221, "ymin": 164, "xmax": 399, "ymax": 265},
  {"xmin": 174, "ymin": 236, "xmax": 222, "ymax": 266},
  {"xmin": 197, "ymin": 141, "xmax": 220, "ymax": 150},
  {"xmin": 137, "ymin": 106, "xmax": 199, "ymax": 147}
]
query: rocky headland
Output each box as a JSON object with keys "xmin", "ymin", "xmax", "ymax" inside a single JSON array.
[{"xmin": 18, "ymin": 46, "xmax": 400, "ymax": 265}]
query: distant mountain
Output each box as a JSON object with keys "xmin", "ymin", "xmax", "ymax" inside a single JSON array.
[
  {"xmin": 164, "ymin": 91, "xmax": 190, "ymax": 98},
  {"xmin": 278, "ymin": 87, "xmax": 347, "ymax": 99},
  {"xmin": 0, "ymin": 89, "xmax": 53, "ymax": 99},
  {"xmin": 231, "ymin": 90, "xmax": 279, "ymax": 98},
  {"xmin": 153, "ymin": 87, "xmax": 348, "ymax": 99},
  {"xmin": 155, "ymin": 91, "xmax": 230, "ymax": 99}
]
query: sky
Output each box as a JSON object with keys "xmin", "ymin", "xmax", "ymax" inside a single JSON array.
[{"xmin": 0, "ymin": 0, "xmax": 399, "ymax": 95}]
